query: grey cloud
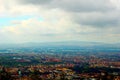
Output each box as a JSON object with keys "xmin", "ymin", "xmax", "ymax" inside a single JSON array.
[
  {"xmin": 51, "ymin": 0, "xmax": 115, "ymax": 12},
  {"xmin": 18, "ymin": 0, "xmax": 115, "ymax": 12},
  {"xmin": 19, "ymin": 0, "xmax": 53, "ymax": 5},
  {"xmin": 17, "ymin": 0, "xmax": 120, "ymax": 28},
  {"xmin": 73, "ymin": 12, "xmax": 120, "ymax": 27},
  {"xmin": 80, "ymin": 19, "xmax": 118, "ymax": 27}
]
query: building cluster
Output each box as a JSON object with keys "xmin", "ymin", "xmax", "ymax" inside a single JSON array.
[
  {"xmin": 0, "ymin": 63, "xmax": 120, "ymax": 80},
  {"xmin": 0, "ymin": 53, "xmax": 120, "ymax": 80}
]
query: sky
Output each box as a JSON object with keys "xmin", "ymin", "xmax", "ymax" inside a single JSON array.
[{"xmin": 0, "ymin": 0, "xmax": 120, "ymax": 44}]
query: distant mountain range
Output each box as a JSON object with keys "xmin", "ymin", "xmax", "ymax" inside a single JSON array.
[{"xmin": 0, "ymin": 41, "xmax": 120, "ymax": 49}]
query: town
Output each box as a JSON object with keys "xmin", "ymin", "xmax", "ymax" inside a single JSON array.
[{"xmin": 0, "ymin": 47, "xmax": 120, "ymax": 80}]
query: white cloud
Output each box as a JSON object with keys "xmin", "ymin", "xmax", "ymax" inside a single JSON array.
[
  {"xmin": 110, "ymin": 0, "xmax": 120, "ymax": 9},
  {"xmin": 0, "ymin": 0, "xmax": 120, "ymax": 43}
]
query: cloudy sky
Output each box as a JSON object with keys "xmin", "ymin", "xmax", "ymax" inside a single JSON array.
[{"xmin": 0, "ymin": 0, "xmax": 120, "ymax": 44}]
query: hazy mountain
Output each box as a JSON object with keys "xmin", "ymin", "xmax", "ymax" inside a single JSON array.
[{"xmin": 0, "ymin": 41, "xmax": 120, "ymax": 49}]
